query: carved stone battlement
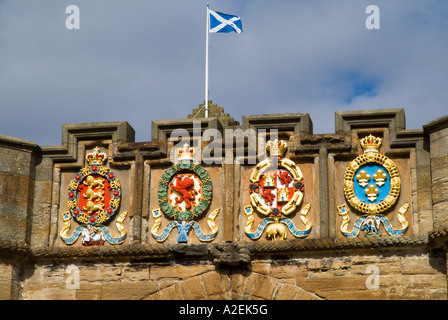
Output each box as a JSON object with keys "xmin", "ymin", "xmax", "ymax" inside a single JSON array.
[{"xmin": 1, "ymin": 106, "xmax": 448, "ymax": 300}]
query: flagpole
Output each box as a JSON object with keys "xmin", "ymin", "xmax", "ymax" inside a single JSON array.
[{"xmin": 205, "ymin": 3, "xmax": 209, "ymax": 118}]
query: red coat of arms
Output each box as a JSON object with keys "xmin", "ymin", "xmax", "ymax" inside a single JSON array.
[
  {"xmin": 245, "ymin": 139, "xmax": 311, "ymax": 240},
  {"xmin": 168, "ymin": 174, "xmax": 202, "ymax": 211},
  {"xmin": 60, "ymin": 147, "xmax": 127, "ymax": 246}
]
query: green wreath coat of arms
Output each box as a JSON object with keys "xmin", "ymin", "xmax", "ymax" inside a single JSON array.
[{"xmin": 151, "ymin": 144, "xmax": 219, "ymax": 243}]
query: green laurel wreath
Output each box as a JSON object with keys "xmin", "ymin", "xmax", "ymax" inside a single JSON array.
[{"xmin": 158, "ymin": 160, "xmax": 213, "ymax": 221}]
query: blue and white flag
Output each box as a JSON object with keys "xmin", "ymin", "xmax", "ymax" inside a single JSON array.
[{"xmin": 209, "ymin": 10, "xmax": 242, "ymax": 34}]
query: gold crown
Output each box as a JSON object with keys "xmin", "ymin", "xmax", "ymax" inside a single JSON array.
[
  {"xmin": 86, "ymin": 147, "xmax": 107, "ymax": 166},
  {"xmin": 266, "ymin": 139, "xmax": 288, "ymax": 157},
  {"xmin": 360, "ymin": 134, "xmax": 382, "ymax": 153},
  {"xmin": 177, "ymin": 143, "xmax": 195, "ymax": 160}
]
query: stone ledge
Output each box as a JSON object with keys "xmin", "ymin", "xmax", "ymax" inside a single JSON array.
[
  {"xmin": 429, "ymin": 225, "xmax": 448, "ymax": 239},
  {"xmin": 15, "ymin": 236, "xmax": 430, "ymax": 263},
  {"xmin": 242, "ymin": 113, "xmax": 313, "ymax": 135},
  {"xmin": 335, "ymin": 108, "xmax": 406, "ymax": 133},
  {"xmin": 30, "ymin": 244, "xmax": 172, "ymax": 260},
  {"xmin": 0, "ymin": 240, "xmax": 29, "ymax": 258},
  {"xmin": 424, "ymin": 114, "xmax": 448, "ymax": 134},
  {"xmin": 0, "ymin": 135, "xmax": 38, "ymax": 152},
  {"xmin": 40, "ymin": 121, "xmax": 135, "ymax": 162},
  {"xmin": 115, "ymin": 139, "xmax": 167, "ymax": 161},
  {"xmin": 428, "ymin": 225, "xmax": 448, "ymax": 250},
  {"xmin": 290, "ymin": 132, "xmax": 352, "ymax": 153},
  {"xmin": 244, "ymin": 236, "xmax": 429, "ymax": 254}
]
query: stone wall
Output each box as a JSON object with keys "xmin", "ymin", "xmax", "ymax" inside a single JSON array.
[
  {"xmin": 1, "ymin": 104, "xmax": 448, "ymax": 300},
  {"xmin": 0, "ymin": 135, "xmax": 37, "ymax": 244},
  {"xmin": 425, "ymin": 115, "xmax": 448, "ymax": 228},
  {"xmin": 18, "ymin": 242, "xmax": 446, "ymax": 300}
]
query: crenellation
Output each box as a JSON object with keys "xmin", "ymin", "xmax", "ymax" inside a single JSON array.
[{"xmin": 0, "ymin": 106, "xmax": 447, "ymax": 299}]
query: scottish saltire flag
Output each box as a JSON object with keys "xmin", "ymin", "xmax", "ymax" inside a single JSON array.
[{"xmin": 209, "ymin": 10, "xmax": 243, "ymax": 34}]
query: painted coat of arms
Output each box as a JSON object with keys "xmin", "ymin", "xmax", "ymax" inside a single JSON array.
[
  {"xmin": 244, "ymin": 139, "xmax": 312, "ymax": 240},
  {"xmin": 338, "ymin": 134, "xmax": 409, "ymax": 237},
  {"xmin": 151, "ymin": 144, "xmax": 219, "ymax": 243},
  {"xmin": 60, "ymin": 147, "xmax": 128, "ymax": 245}
]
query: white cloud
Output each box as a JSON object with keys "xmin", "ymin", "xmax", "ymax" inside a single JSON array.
[{"xmin": 0, "ymin": 0, "xmax": 447, "ymax": 144}]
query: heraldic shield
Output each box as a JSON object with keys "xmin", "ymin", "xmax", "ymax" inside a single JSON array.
[
  {"xmin": 244, "ymin": 139, "xmax": 312, "ymax": 241},
  {"xmin": 338, "ymin": 134, "xmax": 409, "ymax": 238},
  {"xmin": 60, "ymin": 147, "xmax": 128, "ymax": 246},
  {"xmin": 151, "ymin": 144, "xmax": 219, "ymax": 243}
]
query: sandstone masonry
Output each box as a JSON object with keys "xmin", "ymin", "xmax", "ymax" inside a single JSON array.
[{"xmin": 1, "ymin": 104, "xmax": 448, "ymax": 300}]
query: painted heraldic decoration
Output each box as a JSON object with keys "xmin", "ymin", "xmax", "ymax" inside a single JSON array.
[
  {"xmin": 60, "ymin": 147, "xmax": 128, "ymax": 245},
  {"xmin": 151, "ymin": 144, "xmax": 220, "ymax": 243},
  {"xmin": 244, "ymin": 139, "xmax": 312, "ymax": 241},
  {"xmin": 337, "ymin": 134, "xmax": 409, "ymax": 238}
]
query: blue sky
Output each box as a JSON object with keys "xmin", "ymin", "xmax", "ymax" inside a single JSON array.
[{"xmin": 0, "ymin": 0, "xmax": 447, "ymax": 145}]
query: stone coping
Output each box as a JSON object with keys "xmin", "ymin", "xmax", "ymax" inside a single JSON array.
[{"xmin": 0, "ymin": 236, "xmax": 431, "ymax": 265}]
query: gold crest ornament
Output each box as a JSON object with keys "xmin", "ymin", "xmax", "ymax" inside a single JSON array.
[
  {"xmin": 338, "ymin": 134, "xmax": 409, "ymax": 237},
  {"xmin": 244, "ymin": 139, "xmax": 312, "ymax": 240},
  {"xmin": 60, "ymin": 147, "xmax": 128, "ymax": 245},
  {"xmin": 151, "ymin": 144, "xmax": 220, "ymax": 243}
]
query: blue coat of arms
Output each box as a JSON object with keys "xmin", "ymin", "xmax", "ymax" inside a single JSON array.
[{"xmin": 338, "ymin": 134, "xmax": 409, "ymax": 237}]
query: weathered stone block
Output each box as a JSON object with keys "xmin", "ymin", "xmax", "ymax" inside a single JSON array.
[
  {"xmin": 252, "ymin": 274, "xmax": 277, "ymax": 299},
  {"xmin": 76, "ymin": 282, "xmax": 102, "ymax": 300},
  {"xmin": 101, "ymin": 280, "xmax": 157, "ymax": 300},
  {"xmin": 271, "ymin": 263, "xmax": 308, "ymax": 279},
  {"xmin": 180, "ymin": 275, "xmax": 207, "ymax": 300},
  {"xmin": 430, "ymin": 155, "xmax": 448, "ymax": 182},
  {"xmin": 320, "ymin": 289, "xmax": 385, "ymax": 300},
  {"xmin": 295, "ymin": 275, "xmax": 368, "ymax": 293},
  {"xmin": 21, "ymin": 282, "xmax": 76, "ymax": 300},
  {"xmin": 79, "ymin": 265, "xmax": 122, "ymax": 282},
  {"xmin": 149, "ymin": 264, "xmax": 214, "ymax": 280},
  {"xmin": 351, "ymin": 257, "xmax": 401, "ymax": 275},
  {"xmin": 0, "ymin": 153, "xmax": 11, "ymax": 173},
  {"xmin": 121, "ymin": 265, "xmax": 150, "ymax": 281},
  {"xmin": 0, "ymin": 263, "xmax": 14, "ymax": 300},
  {"xmin": 433, "ymin": 202, "xmax": 448, "ymax": 227},
  {"xmin": 146, "ymin": 283, "xmax": 184, "ymax": 300},
  {"xmin": 202, "ymin": 272, "xmax": 224, "ymax": 298},
  {"xmin": 432, "ymin": 180, "xmax": 448, "ymax": 204},
  {"xmin": 401, "ymin": 256, "xmax": 442, "ymax": 275},
  {"xmin": 273, "ymin": 283, "xmax": 298, "ymax": 300},
  {"xmin": 0, "ymin": 216, "xmax": 28, "ymax": 243}
]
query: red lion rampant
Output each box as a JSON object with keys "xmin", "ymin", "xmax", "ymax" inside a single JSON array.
[
  {"xmin": 170, "ymin": 175, "xmax": 198, "ymax": 210},
  {"xmin": 278, "ymin": 170, "xmax": 292, "ymax": 186},
  {"xmin": 261, "ymin": 188, "xmax": 275, "ymax": 205}
]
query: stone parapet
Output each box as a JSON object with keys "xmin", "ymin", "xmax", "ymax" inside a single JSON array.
[
  {"xmin": 424, "ymin": 115, "xmax": 448, "ymax": 230},
  {"xmin": 1, "ymin": 106, "xmax": 448, "ymax": 300}
]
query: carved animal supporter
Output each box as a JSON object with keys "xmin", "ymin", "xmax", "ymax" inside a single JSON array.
[{"xmin": 266, "ymin": 222, "xmax": 287, "ymax": 241}]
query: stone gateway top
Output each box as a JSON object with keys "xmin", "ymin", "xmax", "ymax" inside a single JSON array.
[{"xmin": 1, "ymin": 104, "xmax": 448, "ymax": 300}]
